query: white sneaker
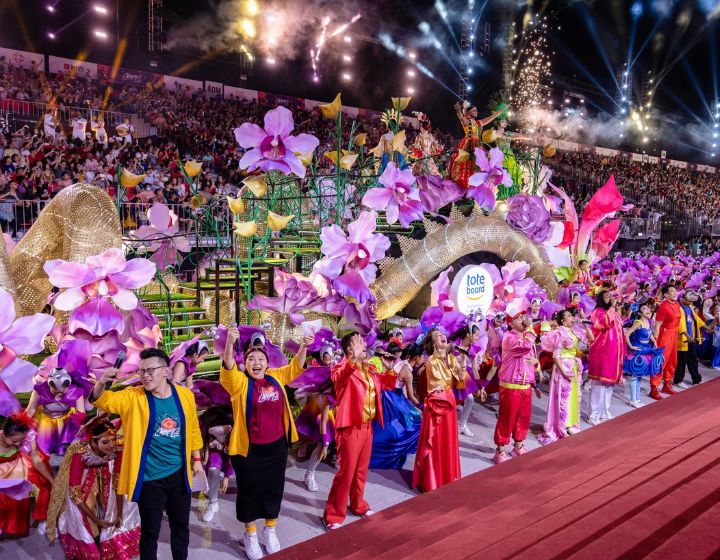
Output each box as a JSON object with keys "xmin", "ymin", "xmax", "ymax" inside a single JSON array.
[
  {"xmin": 567, "ymin": 426, "xmax": 581, "ymax": 435},
  {"xmin": 363, "ymin": 509, "xmax": 375, "ymax": 517},
  {"xmin": 587, "ymin": 415, "xmax": 601, "ymax": 426},
  {"xmin": 304, "ymin": 472, "xmax": 318, "ymax": 492},
  {"xmin": 675, "ymin": 382, "xmax": 689, "ymax": 389},
  {"xmin": 243, "ymin": 532, "xmax": 264, "ymax": 560},
  {"xmin": 630, "ymin": 400, "xmax": 643, "ymax": 409},
  {"xmin": 263, "ymin": 527, "xmax": 281, "ymax": 555},
  {"xmin": 201, "ymin": 501, "xmax": 219, "ymax": 522},
  {"xmin": 37, "ymin": 521, "xmax": 46, "ymax": 536},
  {"xmin": 459, "ymin": 424, "xmax": 475, "ymax": 437}
]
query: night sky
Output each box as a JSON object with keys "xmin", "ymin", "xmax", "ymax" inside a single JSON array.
[{"xmin": 2, "ymin": 1, "xmax": 718, "ymax": 161}]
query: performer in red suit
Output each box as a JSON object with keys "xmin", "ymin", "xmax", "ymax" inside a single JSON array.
[
  {"xmin": 323, "ymin": 333, "xmax": 391, "ymax": 530},
  {"xmin": 651, "ymin": 284, "xmax": 682, "ymax": 400}
]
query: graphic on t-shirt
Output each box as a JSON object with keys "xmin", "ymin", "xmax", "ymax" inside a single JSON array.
[
  {"xmin": 257, "ymin": 385, "xmax": 280, "ymax": 404},
  {"xmin": 155, "ymin": 414, "xmax": 181, "ymax": 439}
]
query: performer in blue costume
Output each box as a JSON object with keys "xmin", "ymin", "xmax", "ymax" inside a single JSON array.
[
  {"xmin": 369, "ymin": 343, "xmax": 422, "ymax": 470},
  {"xmin": 623, "ymin": 302, "xmax": 664, "ymax": 408}
]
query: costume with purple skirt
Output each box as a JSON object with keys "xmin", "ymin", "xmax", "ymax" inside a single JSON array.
[{"xmin": 32, "ymin": 383, "xmax": 85, "ymax": 455}]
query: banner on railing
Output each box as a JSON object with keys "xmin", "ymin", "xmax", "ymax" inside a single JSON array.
[
  {"xmin": 48, "ymin": 56, "xmax": 98, "ymax": 79},
  {"xmin": 258, "ymin": 91, "xmax": 305, "ymax": 110},
  {"xmin": 98, "ymin": 64, "xmax": 159, "ymax": 87},
  {"xmin": 205, "ymin": 81, "xmax": 223, "ymax": 99},
  {"xmin": 0, "ymin": 47, "xmax": 44, "ymax": 71},
  {"xmin": 162, "ymin": 75, "xmax": 203, "ymax": 95},
  {"xmin": 223, "ymin": 85, "xmax": 257, "ymax": 102}
]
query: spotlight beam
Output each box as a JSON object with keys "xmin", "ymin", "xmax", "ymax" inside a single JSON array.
[
  {"xmin": 579, "ymin": 6, "xmax": 619, "ymax": 90},
  {"xmin": 49, "ymin": 8, "xmax": 98, "ymax": 37},
  {"xmin": 434, "ymin": 0, "xmax": 462, "ymax": 52},
  {"xmin": 629, "ymin": 17, "xmax": 665, "ymax": 68},
  {"xmin": 710, "ymin": 31, "xmax": 718, "ymax": 102},
  {"xmin": 558, "ymin": 46, "xmax": 622, "ymax": 110},
  {"xmin": 681, "ymin": 58, "xmax": 712, "ymax": 118}
]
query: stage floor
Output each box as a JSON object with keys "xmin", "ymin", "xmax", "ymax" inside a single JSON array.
[{"xmin": 6, "ymin": 368, "xmax": 720, "ymax": 560}]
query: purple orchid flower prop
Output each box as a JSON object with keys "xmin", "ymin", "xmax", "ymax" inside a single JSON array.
[
  {"xmin": 467, "ymin": 147, "xmax": 511, "ymax": 211},
  {"xmin": 416, "ymin": 175, "xmax": 464, "ymax": 215},
  {"xmin": 0, "ymin": 288, "xmax": 56, "ymax": 394},
  {"xmin": 132, "ymin": 203, "xmax": 191, "ymax": 269},
  {"xmin": 362, "ymin": 162, "xmax": 424, "ymax": 227},
  {"xmin": 234, "ymin": 106, "xmax": 319, "ymax": 178},
  {"xmin": 44, "ymin": 248, "xmax": 157, "ymax": 312},
  {"xmin": 313, "ymin": 210, "xmax": 391, "ymax": 303},
  {"xmin": 250, "ymin": 270, "xmax": 326, "ymax": 324}
]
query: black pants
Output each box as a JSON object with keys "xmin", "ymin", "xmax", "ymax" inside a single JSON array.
[
  {"xmin": 674, "ymin": 342, "xmax": 701, "ymax": 385},
  {"xmin": 137, "ymin": 469, "xmax": 191, "ymax": 560}
]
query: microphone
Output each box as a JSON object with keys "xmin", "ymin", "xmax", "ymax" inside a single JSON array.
[{"xmin": 106, "ymin": 351, "xmax": 126, "ymax": 390}]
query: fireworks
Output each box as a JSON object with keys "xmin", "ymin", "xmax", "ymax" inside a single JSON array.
[
  {"xmin": 310, "ymin": 14, "xmax": 361, "ymax": 82},
  {"xmin": 510, "ymin": 16, "xmax": 554, "ymax": 131}
]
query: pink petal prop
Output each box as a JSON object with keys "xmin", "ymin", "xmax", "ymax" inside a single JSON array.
[{"xmin": 1, "ymin": 313, "xmax": 56, "ymax": 355}]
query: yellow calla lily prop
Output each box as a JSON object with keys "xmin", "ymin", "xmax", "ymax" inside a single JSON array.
[
  {"xmin": 226, "ymin": 196, "xmax": 245, "ymax": 215},
  {"xmin": 267, "ymin": 211, "xmax": 294, "ymax": 231},
  {"xmin": 353, "ymin": 133, "xmax": 367, "ymax": 147},
  {"xmin": 324, "ymin": 150, "xmax": 358, "ymax": 171},
  {"xmin": 455, "ymin": 149, "xmax": 470, "ymax": 163},
  {"xmin": 190, "ymin": 194, "xmax": 207, "ymax": 209},
  {"xmin": 183, "ymin": 160, "xmax": 203, "ymax": 178},
  {"xmin": 392, "ymin": 130, "xmax": 407, "ymax": 154},
  {"xmin": 391, "ymin": 96, "xmax": 411, "ymax": 111},
  {"xmin": 233, "ymin": 221, "xmax": 257, "ymax": 238},
  {"xmin": 119, "ymin": 168, "xmax": 146, "ymax": 187},
  {"xmin": 543, "ymin": 143, "xmax": 557, "ymax": 157},
  {"xmin": 297, "ymin": 152, "xmax": 314, "ymax": 167},
  {"xmin": 482, "ymin": 129, "xmax": 498, "ymax": 143},
  {"xmin": 243, "ymin": 175, "xmax": 268, "ymax": 197},
  {"xmin": 320, "ymin": 93, "xmax": 342, "ymax": 119}
]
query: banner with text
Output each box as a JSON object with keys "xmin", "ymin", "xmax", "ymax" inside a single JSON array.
[
  {"xmin": 48, "ymin": 56, "xmax": 98, "ymax": 79},
  {"xmin": 0, "ymin": 47, "xmax": 44, "ymax": 71},
  {"xmin": 223, "ymin": 85, "xmax": 257, "ymax": 102},
  {"xmin": 162, "ymin": 75, "xmax": 203, "ymax": 95},
  {"xmin": 98, "ymin": 64, "xmax": 160, "ymax": 87},
  {"xmin": 205, "ymin": 81, "xmax": 224, "ymax": 98}
]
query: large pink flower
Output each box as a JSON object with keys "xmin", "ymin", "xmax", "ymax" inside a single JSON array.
[
  {"xmin": 362, "ymin": 162, "xmax": 424, "ymax": 227},
  {"xmin": 0, "ymin": 288, "xmax": 56, "ymax": 393},
  {"xmin": 44, "ymin": 248, "xmax": 157, "ymax": 312},
  {"xmin": 234, "ymin": 106, "xmax": 319, "ymax": 178},
  {"xmin": 416, "ymin": 175, "xmax": 464, "ymax": 215},
  {"xmin": 312, "ymin": 211, "xmax": 391, "ymax": 303},
  {"xmin": 467, "ymin": 147, "xmax": 511, "ymax": 211},
  {"xmin": 485, "ymin": 261, "xmax": 539, "ymax": 312},
  {"xmin": 132, "ymin": 203, "xmax": 191, "ymax": 268},
  {"xmin": 250, "ymin": 270, "xmax": 326, "ymax": 324}
]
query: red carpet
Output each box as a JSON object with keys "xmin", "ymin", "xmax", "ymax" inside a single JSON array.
[{"xmin": 276, "ymin": 379, "xmax": 720, "ymax": 559}]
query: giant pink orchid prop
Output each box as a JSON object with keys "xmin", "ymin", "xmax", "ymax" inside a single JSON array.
[
  {"xmin": 132, "ymin": 203, "xmax": 191, "ymax": 268},
  {"xmin": 467, "ymin": 147, "xmax": 511, "ymax": 211},
  {"xmin": 250, "ymin": 270, "xmax": 327, "ymax": 324},
  {"xmin": 429, "ymin": 266, "xmax": 455, "ymax": 312},
  {"xmin": 484, "ymin": 261, "xmax": 540, "ymax": 312},
  {"xmin": 45, "ymin": 248, "xmax": 157, "ymax": 312},
  {"xmin": 313, "ymin": 210, "xmax": 391, "ymax": 303},
  {"xmin": 0, "ymin": 288, "xmax": 56, "ymax": 394},
  {"xmin": 416, "ymin": 175, "xmax": 464, "ymax": 215},
  {"xmin": 362, "ymin": 162, "xmax": 424, "ymax": 227},
  {"xmin": 234, "ymin": 106, "xmax": 319, "ymax": 178}
]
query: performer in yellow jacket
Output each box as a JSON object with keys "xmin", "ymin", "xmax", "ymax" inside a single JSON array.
[{"xmin": 91, "ymin": 347, "xmax": 203, "ymax": 560}]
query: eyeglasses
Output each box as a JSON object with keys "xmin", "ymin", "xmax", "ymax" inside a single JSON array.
[{"xmin": 137, "ymin": 366, "xmax": 167, "ymax": 378}]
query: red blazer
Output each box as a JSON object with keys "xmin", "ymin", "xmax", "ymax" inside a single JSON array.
[{"xmin": 332, "ymin": 358, "xmax": 391, "ymax": 429}]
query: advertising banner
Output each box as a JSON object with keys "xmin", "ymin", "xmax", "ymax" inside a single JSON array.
[
  {"xmin": 205, "ymin": 81, "xmax": 223, "ymax": 98},
  {"xmin": 450, "ymin": 265, "xmax": 495, "ymax": 316},
  {"xmin": 98, "ymin": 64, "xmax": 159, "ymax": 86},
  {"xmin": 48, "ymin": 55, "xmax": 97, "ymax": 79},
  {"xmin": 0, "ymin": 47, "xmax": 44, "ymax": 71},
  {"xmin": 224, "ymin": 85, "xmax": 257, "ymax": 102},
  {"xmin": 162, "ymin": 75, "xmax": 203, "ymax": 95}
]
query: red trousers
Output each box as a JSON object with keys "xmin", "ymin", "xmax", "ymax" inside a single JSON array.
[
  {"xmin": 494, "ymin": 386, "xmax": 532, "ymax": 446},
  {"xmin": 652, "ymin": 328, "xmax": 678, "ymax": 387},
  {"xmin": 324, "ymin": 422, "xmax": 373, "ymax": 525}
]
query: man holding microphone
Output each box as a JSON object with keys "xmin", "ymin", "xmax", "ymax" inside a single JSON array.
[{"xmin": 91, "ymin": 347, "xmax": 203, "ymax": 560}]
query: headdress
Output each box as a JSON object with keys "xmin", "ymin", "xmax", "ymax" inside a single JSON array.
[{"xmin": 47, "ymin": 368, "xmax": 71, "ymax": 392}]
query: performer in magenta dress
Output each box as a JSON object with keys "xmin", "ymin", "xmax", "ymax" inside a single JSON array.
[{"xmin": 587, "ymin": 290, "xmax": 625, "ymax": 425}]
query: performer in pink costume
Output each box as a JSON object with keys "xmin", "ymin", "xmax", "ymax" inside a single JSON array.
[
  {"xmin": 587, "ymin": 290, "xmax": 625, "ymax": 425},
  {"xmin": 538, "ymin": 309, "xmax": 593, "ymax": 444},
  {"xmin": 492, "ymin": 301, "xmax": 542, "ymax": 464}
]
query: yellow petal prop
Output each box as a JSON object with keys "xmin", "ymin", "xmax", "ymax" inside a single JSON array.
[
  {"xmin": 233, "ymin": 221, "xmax": 257, "ymax": 238},
  {"xmin": 392, "ymin": 130, "xmax": 407, "ymax": 154},
  {"xmin": 297, "ymin": 152, "xmax": 314, "ymax": 167},
  {"xmin": 184, "ymin": 160, "xmax": 203, "ymax": 178},
  {"xmin": 320, "ymin": 93, "xmax": 342, "ymax": 119},
  {"xmin": 119, "ymin": 168, "xmax": 146, "ymax": 188},
  {"xmin": 190, "ymin": 194, "xmax": 207, "ymax": 209},
  {"xmin": 482, "ymin": 129, "xmax": 497, "ymax": 143},
  {"xmin": 391, "ymin": 96, "xmax": 411, "ymax": 111},
  {"xmin": 243, "ymin": 175, "xmax": 268, "ymax": 197},
  {"xmin": 456, "ymin": 149, "xmax": 470, "ymax": 163},
  {"xmin": 267, "ymin": 211, "xmax": 294, "ymax": 231},
  {"xmin": 353, "ymin": 133, "xmax": 367, "ymax": 147},
  {"xmin": 324, "ymin": 150, "xmax": 358, "ymax": 171},
  {"xmin": 543, "ymin": 143, "xmax": 557, "ymax": 157},
  {"xmin": 226, "ymin": 196, "xmax": 245, "ymax": 215}
]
